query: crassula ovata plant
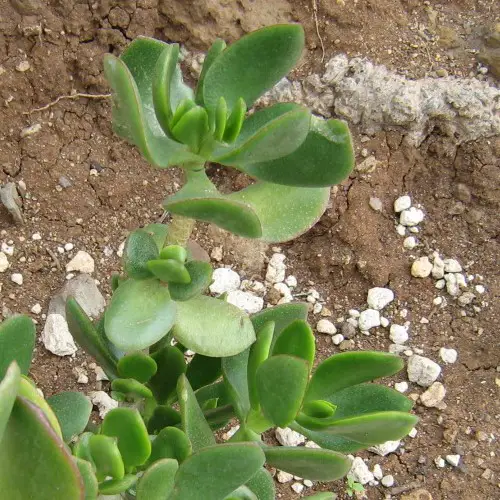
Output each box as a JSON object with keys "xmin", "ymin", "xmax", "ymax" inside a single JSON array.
[{"xmin": 0, "ymin": 24, "xmax": 419, "ymax": 500}]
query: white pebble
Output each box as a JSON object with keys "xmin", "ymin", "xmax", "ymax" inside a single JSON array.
[
  {"xmin": 394, "ymin": 381, "xmax": 408, "ymax": 393},
  {"xmin": 389, "ymin": 324, "xmax": 409, "ymax": 344},
  {"xmin": 275, "ymin": 427, "xmax": 305, "ymax": 447},
  {"xmin": 408, "ymin": 428, "xmax": 418, "ymax": 438},
  {"xmin": 358, "ymin": 309, "xmax": 381, "ymax": 331},
  {"xmin": 1, "ymin": 242, "xmax": 14, "ymax": 256},
  {"xmin": 31, "ymin": 303, "xmax": 42, "ymax": 315},
  {"xmin": 439, "ymin": 347, "xmax": 458, "ymax": 364},
  {"xmin": 31, "ymin": 232, "xmax": 42, "ymax": 241},
  {"xmin": 420, "ymin": 382, "xmax": 446, "ymax": 408},
  {"xmin": 444, "ymin": 273, "xmax": 460, "ymax": 296},
  {"xmin": 400, "ymin": 207, "xmax": 424, "ymax": 226},
  {"xmin": 367, "ymin": 287, "xmax": 394, "ymax": 310},
  {"xmin": 394, "ymin": 195, "xmax": 412, "ymax": 213},
  {"xmin": 349, "ymin": 457, "xmax": 374, "ymax": 485},
  {"xmin": 11, "ymin": 273, "xmax": 23, "ymax": 285},
  {"xmin": 66, "ymin": 251, "xmax": 95, "ymax": 274},
  {"xmin": 411, "ymin": 257, "xmax": 432, "ymax": 278},
  {"xmin": 445, "ymin": 454, "xmax": 461, "ymax": 467},
  {"xmin": 210, "ymin": 246, "xmax": 223, "ymax": 261},
  {"xmin": 303, "ymin": 479, "xmax": 313, "ymax": 487},
  {"xmin": 380, "ymin": 316, "xmax": 389, "ymax": 328},
  {"xmin": 285, "ymin": 275, "xmax": 297, "ymax": 288},
  {"xmin": 89, "ymin": 391, "xmax": 118, "ymax": 419},
  {"xmin": 209, "ymin": 268, "xmax": 241, "ymax": 294},
  {"xmin": 432, "ymin": 254, "xmax": 445, "ymax": 279},
  {"xmin": 373, "ymin": 464, "xmax": 383, "ymax": 480},
  {"xmin": 403, "ymin": 236, "xmax": 417, "ymax": 249},
  {"xmin": 368, "ymin": 440, "xmax": 400, "ymax": 456},
  {"xmin": 458, "ymin": 292, "xmax": 475, "ymax": 306},
  {"xmin": 396, "ymin": 224, "xmax": 406, "ymax": 236},
  {"xmin": 0, "ymin": 252, "xmax": 9, "ymax": 272},
  {"xmin": 332, "ymin": 333, "xmax": 344, "ymax": 345},
  {"xmin": 64, "ymin": 242, "xmax": 74, "ymax": 251},
  {"xmin": 265, "ymin": 253, "xmax": 286, "ymax": 283},
  {"xmin": 291, "ymin": 483, "xmax": 304, "ymax": 494},
  {"xmin": 226, "ymin": 290, "xmax": 263, "ymax": 314},
  {"xmin": 276, "ymin": 471, "xmax": 293, "ymax": 483},
  {"xmin": 434, "ymin": 456, "xmax": 446, "ymax": 468},
  {"xmin": 475, "ymin": 284, "xmax": 485, "ymax": 294},
  {"xmin": 317, "ymin": 319, "xmax": 337, "ymax": 335},
  {"xmin": 348, "ymin": 309, "xmax": 360, "ymax": 318},
  {"xmin": 312, "ymin": 302, "xmax": 323, "ymax": 314},
  {"xmin": 57, "ymin": 246, "xmax": 65, "ymax": 254},
  {"xmin": 433, "ymin": 296, "xmax": 443, "ymax": 305},
  {"xmin": 407, "ymin": 355, "xmax": 442, "ymax": 387},
  {"xmin": 443, "ymin": 259, "xmax": 462, "ymax": 273},
  {"xmin": 369, "ymin": 197, "xmax": 383, "ymax": 211},
  {"xmin": 435, "ymin": 279, "xmax": 446, "ymax": 289},
  {"xmin": 274, "ymin": 282, "xmax": 293, "ymax": 304},
  {"xmin": 381, "ymin": 475, "xmax": 394, "ymax": 487}
]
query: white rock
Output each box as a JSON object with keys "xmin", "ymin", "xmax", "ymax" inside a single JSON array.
[
  {"xmin": 66, "ymin": 251, "xmax": 94, "ymax": 274},
  {"xmin": 317, "ymin": 319, "xmax": 337, "ymax": 335},
  {"xmin": 433, "ymin": 296, "xmax": 443, "ymax": 305},
  {"xmin": 42, "ymin": 313, "xmax": 78, "ymax": 356},
  {"xmin": 0, "ymin": 252, "xmax": 9, "ymax": 272},
  {"xmin": 369, "ymin": 196, "xmax": 383, "ymax": 211},
  {"xmin": 89, "ymin": 391, "xmax": 118, "ymax": 419},
  {"xmin": 210, "ymin": 246, "xmax": 223, "ymax": 261},
  {"xmin": 312, "ymin": 302, "xmax": 323, "ymax": 314},
  {"xmin": 458, "ymin": 292, "xmax": 475, "ymax": 306},
  {"xmin": 443, "ymin": 259, "xmax": 462, "ymax": 273},
  {"xmin": 291, "ymin": 483, "xmax": 304, "ymax": 494},
  {"xmin": 11, "ymin": 273, "xmax": 23, "ymax": 285},
  {"xmin": 358, "ymin": 309, "xmax": 381, "ymax": 331},
  {"xmin": 274, "ymin": 282, "xmax": 293, "ymax": 304},
  {"xmin": 93, "ymin": 365, "xmax": 108, "ymax": 381},
  {"xmin": 31, "ymin": 232, "xmax": 42, "ymax": 240},
  {"xmin": 407, "ymin": 355, "xmax": 442, "ymax": 387},
  {"xmin": 400, "ymin": 207, "xmax": 424, "ymax": 226},
  {"xmin": 395, "ymin": 381, "xmax": 409, "ymax": 393},
  {"xmin": 348, "ymin": 309, "xmax": 360, "ymax": 318},
  {"xmin": 64, "ymin": 242, "xmax": 74, "ymax": 251},
  {"xmin": 31, "ymin": 303, "xmax": 42, "ymax": 314},
  {"xmin": 380, "ymin": 316, "xmax": 390, "ymax": 328},
  {"xmin": 439, "ymin": 347, "xmax": 458, "ymax": 364},
  {"xmin": 209, "ymin": 268, "xmax": 241, "ymax": 294},
  {"xmin": 381, "ymin": 475, "xmax": 395, "ymax": 487},
  {"xmin": 265, "ymin": 253, "xmax": 286, "ymax": 283},
  {"xmin": 222, "ymin": 425, "xmax": 240, "ymax": 440},
  {"xmin": 432, "ymin": 255, "xmax": 445, "ymax": 279},
  {"xmin": 276, "ymin": 471, "xmax": 293, "ymax": 483},
  {"xmin": 303, "ymin": 479, "xmax": 313, "ymax": 487},
  {"xmin": 74, "ymin": 367, "xmax": 89, "ymax": 384},
  {"xmin": 394, "ymin": 195, "xmax": 411, "ymax": 212},
  {"xmin": 305, "ymin": 441, "xmax": 320, "ymax": 449},
  {"xmin": 275, "ymin": 427, "xmax": 305, "ymax": 447},
  {"xmin": 396, "ymin": 224, "xmax": 406, "ymax": 236},
  {"xmin": 445, "ymin": 454, "xmax": 461, "ymax": 467},
  {"xmin": 332, "ymin": 333, "xmax": 344, "ymax": 345},
  {"xmin": 420, "ymin": 317, "xmax": 429, "ymax": 324},
  {"xmin": 411, "ymin": 257, "xmax": 433, "ymax": 278},
  {"xmin": 435, "ymin": 279, "xmax": 446, "ymax": 289},
  {"xmin": 367, "ymin": 287, "xmax": 394, "ymax": 310},
  {"xmin": 420, "ymin": 382, "xmax": 446, "ymax": 407},
  {"xmin": 349, "ymin": 457, "xmax": 374, "ymax": 485},
  {"xmin": 117, "ymin": 241, "xmax": 125, "ymax": 257},
  {"xmin": 368, "ymin": 440, "xmax": 400, "ymax": 456},
  {"xmin": 434, "ymin": 456, "xmax": 446, "ymax": 468},
  {"xmin": 408, "ymin": 428, "xmax": 418, "ymax": 438},
  {"xmin": 403, "ymin": 236, "xmax": 417, "ymax": 249},
  {"xmin": 1, "ymin": 242, "xmax": 14, "ymax": 256},
  {"xmin": 389, "ymin": 344, "xmax": 406, "ymax": 355},
  {"xmin": 444, "ymin": 273, "xmax": 460, "ymax": 296},
  {"xmin": 373, "ymin": 464, "xmax": 383, "ymax": 480},
  {"xmin": 226, "ymin": 290, "xmax": 263, "ymax": 314},
  {"xmin": 455, "ymin": 273, "xmax": 467, "ymax": 289},
  {"xmin": 475, "ymin": 284, "xmax": 485, "ymax": 294},
  {"xmin": 390, "ymin": 324, "xmax": 409, "ymax": 344},
  {"xmin": 285, "ymin": 275, "xmax": 297, "ymax": 288}
]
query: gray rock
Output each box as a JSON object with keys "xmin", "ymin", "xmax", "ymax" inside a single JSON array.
[{"xmin": 0, "ymin": 182, "xmax": 24, "ymax": 225}]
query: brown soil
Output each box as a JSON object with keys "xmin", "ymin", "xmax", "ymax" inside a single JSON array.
[{"xmin": 0, "ymin": 1, "xmax": 498, "ymax": 499}]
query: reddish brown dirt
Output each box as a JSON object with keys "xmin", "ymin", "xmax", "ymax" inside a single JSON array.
[{"xmin": 0, "ymin": 1, "xmax": 498, "ymax": 499}]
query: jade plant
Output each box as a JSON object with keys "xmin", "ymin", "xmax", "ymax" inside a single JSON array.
[{"xmin": 0, "ymin": 309, "xmax": 418, "ymax": 499}]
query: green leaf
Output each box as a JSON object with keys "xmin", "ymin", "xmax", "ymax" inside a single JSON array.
[
  {"xmin": 160, "ymin": 245, "xmax": 187, "ymax": 263},
  {"xmin": 195, "ymin": 381, "xmax": 231, "ymax": 408},
  {"xmin": 204, "ymin": 404, "xmax": 235, "ymax": 430},
  {"xmin": 170, "ymin": 98, "xmax": 197, "ymax": 129},
  {"xmin": 149, "ymin": 426, "xmax": 192, "ymax": 464},
  {"xmin": 142, "ymin": 223, "xmax": 169, "ymax": 252},
  {"xmin": 149, "ymin": 345, "xmax": 186, "ymax": 404},
  {"xmin": 202, "ymin": 24, "xmax": 304, "ymax": 112},
  {"xmin": 169, "ymin": 260, "xmax": 213, "ymax": 301},
  {"xmin": 306, "ymin": 352, "xmax": 405, "ymax": 403},
  {"xmin": 111, "ymin": 378, "xmax": 153, "ymax": 399},
  {"xmin": 104, "ymin": 278, "xmax": 176, "ymax": 352},
  {"xmin": 171, "ymin": 105, "xmax": 210, "ymax": 153},
  {"xmin": 243, "ymin": 117, "xmax": 354, "ymax": 187},
  {"xmin": 0, "ymin": 362, "xmax": 21, "ymax": 440},
  {"xmin": 169, "ymin": 443, "xmax": 266, "ymax": 500},
  {"xmin": 102, "ymin": 407, "xmax": 151, "ymax": 467},
  {"xmin": 247, "ymin": 321, "xmax": 274, "ymax": 410},
  {"xmin": 256, "ymin": 355, "xmax": 309, "ymax": 427},
  {"xmin": 223, "ymin": 97, "xmax": 246, "ymax": 143},
  {"xmin": 272, "ymin": 319, "xmax": 315, "ymax": 368},
  {"xmin": 186, "ymin": 354, "xmax": 222, "ymax": 391},
  {"xmin": 99, "ymin": 474, "xmax": 137, "ymax": 495},
  {"xmin": 147, "ymin": 259, "xmax": 191, "ymax": 284},
  {"xmin": 89, "ymin": 434, "xmax": 124, "ymax": 480},
  {"xmin": 75, "ymin": 457, "xmax": 99, "ymax": 500},
  {"xmin": 195, "ymin": 38, "xmax": 227, "ymax": 105},
  {"xmin": 214, "ymin": 96, "xmax": 228, "ymax": 141},
  {"xmin": 46, "ymin": 391, "xmax": 92, "ymax": 443},
  {"xmin": 264, "ymin": 446, "xmax": 351, "ymax": 481},
  {"xmin": 245, "ymin": 468, "xmax": 275, "ymax": 500},
  {"xmin": 66, "ymin": 298, "xmax": 118, "ymax": 379},
  {"xmin": 229, "ymin": 183, "xmax": 330, "ymax": 242},
  {"xmin": 222, "ymin": 349, "xmax": 251, "ymax": 420},
  {"xmin": 117, "ymin": 352, "xmax": 157, "ymax": 383},
  {"xmin": 177, "ymin": 374, "xmax": 215, "ymax": 452},
  {"xmin": 73, "ymin": 432, "xmax": 95, "ymax": 464},
  {"xmin": 136, "ymin": 458, "xmax": 178, "ymax": 500},
  {"xmin": 295, "ymin": 400, "xmax": 338, "ymax": 430},
  {"xmin": 0, "ymin": 315, "xmax": 35, "ymax": 379},
  {"xmin": 173, "ymin": 295, "xmax": 256, "ymax": 357},
  {"xmin": 147, "ymin": 405, "xmax": 181, "ymax": 434},
  {"xmin": 0, "ymin": 396, "xmax": 83, "ymax": 499},
  {"xmin": 123, "ymin": 229, "xmax": 159, "ymax": 279},
  {"xmin": 224, "ymin": 485, "xmax": 258, "ymax": 500},
  {"xmin": 305, "ymin": 493, "xmax": 337, "ymax": 499}
]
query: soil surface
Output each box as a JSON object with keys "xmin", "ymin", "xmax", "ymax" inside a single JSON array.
[{"xmin": 0, "ymin": 1, "xmax": 499, "ymax": 499}]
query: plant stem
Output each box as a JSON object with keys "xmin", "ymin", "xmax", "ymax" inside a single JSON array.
[{"xmin": 165, "ymin": 214, "xmax": 195, "ymax": 247}]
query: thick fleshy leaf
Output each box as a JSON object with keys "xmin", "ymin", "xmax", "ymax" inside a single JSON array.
[
  {"xmin": 264, "ymin": 447, "xmax": 351, "ymax": 481},
  {"xmin": 173, "ymin": 295, "xmax": 256, "ymax": 357},
  {"xmin": 117, "ymin": 352, "xmax": 157, "ymax": 383},
  {"xmin": 147, "ymin": 405, "xmax": 181, "ymax": 434},
  {"xmin": 256, "ymin": 355, "xmax": 309, "ymax": 427},
  {"xmin": 102, "ymin": 408, "xmax": 151, "ymax": 467},
  {"xmin": 149, "ymin": 345, "xmax": 186, "ymax": 404},
  {"xmin": 225, "ymin": 486, "xmax": 258, "ymax": 500},
  {"xmin": 245, "ymin": 468, "xmax": 275, "ymax": 500},
  {"xmin": 75, "ymin": 457, "xmax": 98, "ymax": 500},
  {"xmin": 243, "ymin": 117, "xmax": 354, "ymax": 187},
  {"xmin": 66, "ymin": 298, "xmax": 118, "ymax": 379},
  {"xmin": 295, "ymin": 400, "xmax": 338, "ymax": 431},
  {"xmin": 306, "ymin": 352, "xmax": 405, "ymax": 403},
  {"xmin": 136, "ymin": 458, "xmax": 178, "ymax": 500},
  {"xmin": 0, "ymin": 396, "xmax": 83, "ymax": 499},
  {"xmin": 204, "ymin": 404, "xmax": 235, "ymax": 430},
  {"xmin": 89, "ymin": 434, "xmax": 124, "ymax": 480},
  {"xmin": 104, "ymin": 52, "xmax": 202, "ymax": 168},
  {"xmin": 73, "ymin": 432, "xmax": 95, "ymax": 464},
  {"xmin": 271, "ymin": 319, "xmax": 315, "ymax": 368},
  {"xmin": 123, "ymin": 229, "xmax": 159, "ymax": 279},
  {"xmin": 195, "ymin": 381, "xmax": 231, "ymax": 408},
  {"xmin": 169, "ymin": 443, "xmax": 266, "ymax": 500},
  {"xmin": 142, "ymin": 223, "xmax": 169, "ymax": 252},
  {"xmin": 46, "ymin": 391, "xmax": 92, "ymax": 443},
  {"xmin": 229, "ymin": 183, "xmax": 330, "ymax": 242},
  {"xmin": 305, "ymin": 493, "xmax": 337, "ymax": 499},
  {"xmin": 0, "ymin": 315, "xmax": 35, "ymax": 379},
  {"xmin": 147, "ymin": 259, "xmax": 191, "ymax": 284},
  {"xmin": 111, "ymin": 378, "xmax": 153, "ymax": 399},
  {"xmin": 99, "ymin": 475, "xmax": 137, "ymax": 495},
  {"xmin": 169, "ymin": 260, "xmax": 213, "ymax": 301},
  {"xmin": 195, "ymin": 38, "xmax": 227, "ymax": 105},
  {"xmin": 104, "ymin": 278, "xmax": 176, "ymax": 352},
  {"xmin": 186, "ymin": 354, "xmax": 222, "ymax": 391},
  {"xmin": 171, "ymin": 105, "xmax": 210, "ymax": 153},
  {"xmin": 171, "ymin": 98, "xmax": 196, "ymax": 129},
  {"xmin": 160, "ymin": 245, "xmax": 187, "ymax": 263},
  {"xmin": 223, "ymin": 97, "xmax": 246, "ymax": 144},
  {"xmin": 202, "ymin": 24, "xmax": 305, "ymax": 112},
  {"xmin": 0, "ymin": 362, "xmax": 21, "ymax": 440},
  {"xmin": 177, "ymin": 374, "xmax": 215, "ymax": 452},
  {"xmin": 149, "ymin": 426, "xmax": 192, "ymax": 464},
  {"xmin": 214, "ymin": 96, "xmax": 228, "ymax": 141},
  {"xmin": 222, "ymin": 349, "xmax": 251, "ymax": 420}
]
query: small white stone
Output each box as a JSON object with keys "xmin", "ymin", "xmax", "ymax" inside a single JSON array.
[
  {"xmin": 403, "ymin": 236, "xmax": 417, "ymax": 249},
  {"xmin": 395, "ymin": 381, "xmax": 409, "ymax": 393},
  {"xmin": 222, "ymin": 425, "xmax": 240, "ymax": 440},
  {"xmin": 31, "ymin": 303, "xmax": 42, "ymax": 314},
  {"xmin": 275, "ymin": 427, "xmax": 305, "ymax": 447},
  {"xmin": 117, "ymin": 241, "xmax": 125, "ymax": 257},
  {"xmin": 64, "ymin": 242, "xmax": 74, "ymax": 251},
  {"xmin": 400, "ymin": 207, "xmax": 424, "ymax": 226},
  {"xmin": 372, "ymin": 464, "xmax": 383, "ymax": 480},
  {"xmin": 303, "ymin": 479, "xmax": 313, "ymax": 487},
  {"xmin": 312, "ymin": 302, "xmax": 323, "ymax": 314},
  {"xmin": 408, "ymin": 428, "xmax": 418, "ymax": 438},
  {"xmin": 210, "ymin": 268, "xmax": 241, "ymax": 294},
  {"xmin": 317, "ymin": 319, "xmax": 337, "ymax": 335},
  {"xmin": 291, "ymin": 483, "xmax": 304, "ymax": 494},
  {"xmin": 349, "ymin": 457, "xmax": 374, "ymax": 485},
  {"xmin": 0, "ymin": 252, "xmax": 9, "ymax": 272},
  {"xmin": 475, "ymin": 284, "xmax": 485, "ymax": 294},
  {"xmin": 89, "ymin": 391, "xmax": 118, "ymax": 419},
  {"xmin": 66, "ymin": 251, "xmax": 94, "ymax": 274},
  {"xmin": 57, "ymin": 246, "xmax": 65, "ymax": 254},
  {"xmin": 381, "ymin": 475, "xmax": 395, "ymax": 487},
  {"xmin": 226, "ymin": 290, "xmax": 263, "ymax": 314},
  {"xmin": 432, "ymin": 255, "xmax": 445, "ymax": 279},
  {"xmin": 390, "ymin": 324, "xmax": 409, "ymax": 344},
  {"xmin": 210, "ymin": 246, "xmax": 223, "ymax": 261},
  {"xmin": 305, "ymin": 440, "xmax": 320, "ymax": 448},
  {"xmin": 103, "ymin": 246, "xmax": 113, "ymax": 257},
  {"xmin": 11, "ymin": 273, "xmax": 23, "ymax": 285},
  {"xmin": 358, "ymin": 309, "xmax": 381, "ymax": 330},
  {"xmin": 435, "ymin": 279, "xmax": 446, "ymax": 289},
  {"xmin": 407, "ymin": 355, "xmax": 442, "ymax": 387},
  {"xmin": 394, "ymin": 195, "xmax": 412, "ymax": 213},
  {"xmin": 420, "ymin": 382, "xmax": 446, "ymax": 407},
  {"xmin": 93, "ymin": 365, "xmax": 108, "ymax": 381},
  {"xmin": 369, "ymin": 196, "xmax": 383, "ymax": 211},
  {"xmin": 420, "ymin": 317, "xmax": 429, "ymax": 324},
  {"xmin": 455, "ymin": 273, "xmax": 467, "ymax": 289},
  {"xmin": 389, "ymin": 344, "xmax": 406, "ymax": 355},
  {"xmin": 274, "ymin": 282, "xmax": 293, "ymax": 304},
  {"xmin": 1, "ymin": 242, "xmax": 14, "ymax": 256},
  {"xmin": 276, "ymin": 471, "xmax": 293, "ymax": 483},
  {"xmin": 367, "ymin": 287, "xmax": 394, "ymax": 310},
  {"xmin": 396, "ymin": 224, "xmax": 406, "ymax": 236},
  {"xmin": 411, "ymin": 257, "xmax": 432, "ymax": 278},
  {"xmin": 444, "ymin": 273, "xmax": 460, "ymax": 296},
  {"xmin": 285, "ymin": 275, "xmax": 297, "ymax": 288},
  {"xmin": 332, "ymin": 333, "xmax": 344, "ymax": 345},
  {"xmin": 265, "ymin": 253, "xmax": 286, "ymax": 283},
  {"xmin": 16, "ymin": 60, "xmax": 31, "ymax": 72},
  {"xmin": 346, "ymin": 317, "xmax": 358, "ymax": 328},
  {"xmin": 434, "ymin": 456, "xmax": 446, "ymax": 468},
  {"xmin": 31, "ymin": 232, "xmax": 42, "ymax": 241},
  {"xmin": 433, "ymin": 296, "xmax": 443, "ymax": 305},
  {"xmin": 380, "ymin": 316, "xmax": 389, "ymax": 328},
  {"xmin": 445, "ymin": 454, "xmax": 461, "ymax": 467},
  {"xmin": 368, "ymin": 440, "xmax": 400, "ymax": 456},
  {"xmin": 348, "ymin": 309, "xmax": 360, "ymax": 318},
  {"xmin": 42, "ymin": 313, "xmax": 78, "ymax": 356},
  {"xmin": 458, "ymin": 292, "xmax": 475, "ymax": 306},
  {"xmin": 443, "ymin": 259, "xmax": 462, "ymax": 273},
  {"xmin": 439, "ymin": 347, "xmax": 458, "ymax": 364}
]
